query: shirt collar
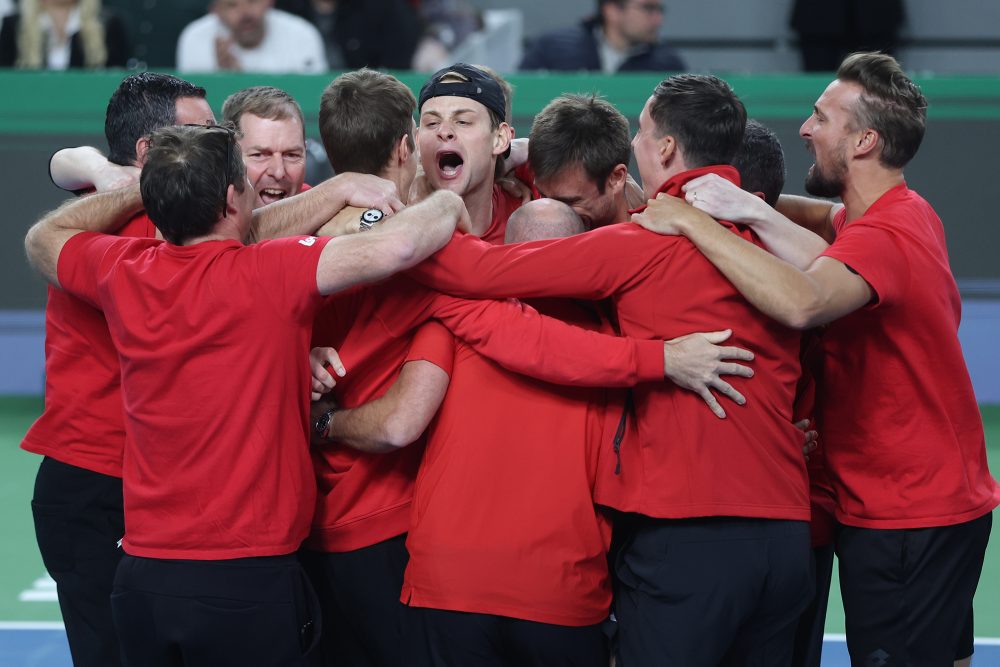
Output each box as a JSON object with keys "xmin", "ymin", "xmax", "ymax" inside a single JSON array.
[{"xmin": 629, "ymin": 165, "xmax": 741, "ymax": 214}]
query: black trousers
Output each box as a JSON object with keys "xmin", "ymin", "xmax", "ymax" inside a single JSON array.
[
  {"xmin": 300, "ymin": 534, "xmax": 409, "ymax": 667},
  {"xmin": 111, "ymin": 553, "xmax": 321, "ymax": 667},
  {"xmin": 791, "ymin": 543, "xmax": 835, "ymax": 667},
  {"xmin": 837, "ymin": 511, "xmax": 992, "ymax": 666},
  {"xmin": 31, "ymin": 456, "xmax": 124, "ymax": 667},
  {"xmin": 401, "ymin": 606, "xmax": 609, "ymax": 667},
  {"xmin": 614, "ymin": 517, "xmax": 813, "ymax": 667}
]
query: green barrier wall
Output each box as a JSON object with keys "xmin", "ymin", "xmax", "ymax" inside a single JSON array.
[{"xmin": 2, "ymin": 71, "xmax": 1000, "ymax": 310}]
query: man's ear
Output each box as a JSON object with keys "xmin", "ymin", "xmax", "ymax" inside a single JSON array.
[
  {"xmin": 134, "ymin": 136, "xmax": 151, "ymax": 166},
  {"xmin": 854, "ymin": 128, "xmax": 880, "ymax": 159},
  {"xmin": 224, "ymin": 183, "xmax": 240, "ymax": 219},
  {"xmin": 658, "ymin": 134, "xmax": 676, "ymax": 168},
  {"xmin": 492, "ymin": 122, "xmax": 513, "ymax": 158},
  {"xmin": 395, "ymin": 133, "xmax": 412, "ymax": 167},
  {"xmin": 605, "ymin": 163, "xmax": 629, "ymax": 195}
]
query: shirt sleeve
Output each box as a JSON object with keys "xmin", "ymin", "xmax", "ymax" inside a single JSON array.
[
  {"xmin": 404, "ymin": 321, "xmax": 455, "ymax": 377},
  {"xmin": 409, "ymin": 225, "xmax": 661, "ymax": 301},
  {"xmin": 427, "ymin": 292, "xmax": 663, "ymax": 387},
  {"xmin": 57, "ymin": 232, "xmax": 140, "ymax": 309},
  {"xmin": 820, "ymin": 218, "xmax": 909, "ymax": 308},
  {"xmin": 253, "ymin": 235, "xmax": 334, "ymax": 324}
]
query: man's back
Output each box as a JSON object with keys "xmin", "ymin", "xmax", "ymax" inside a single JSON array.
[{"xmin": 59, "ymin": 233, "xmax": 331, "ymax": 559}]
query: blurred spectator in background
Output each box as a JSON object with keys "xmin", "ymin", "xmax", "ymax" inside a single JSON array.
[
  {"xmin": 177, "ymin": 0, "xmax": 326, "ymax": 73},
  {"xmin": 410, "ymin": 0, "xmax": 480, "ymax": 71},
  {"xmin": 277, "ymin": 0, "xmax": 420, "ymax": 69},
  {"xmin": 791, "ymin": 0, "xmax": 905, "ymax": 71},
  {"xmin": 0, "ymin": 0, "xmax": 128, "ymax": 69},
  {"xmin": 103, "ymin": 0, "xmax": 204, "ymax": 68},
  {"xmin": 0, "ymin": 0, "xmax": 14, "ymax": 18},
  {"xmin": 520, "ymin": 0, "xmax": 684, "ymax": 73}
]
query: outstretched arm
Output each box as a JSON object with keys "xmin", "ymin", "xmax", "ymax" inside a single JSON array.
[
  {"xmin": 776, "ymin": 194, "xmax": 842, "ymax": 243},
  {"xmin": 249, "ymin": 172, "xmax": 405, "ymax": 242},
  {"xmin": 315, "ymin": 190, "xmax": 467, "ymax": 296},
  {"xmin": 680, "ymin": 173, "xmax": 830, "ymax": 270},
  {"xmin": 633, "ymin": 194, "xmax": 872, "ymax": 330},
  {"xmin": 25, "ymin": 184, "xmax": 144, "ymax": 286}
]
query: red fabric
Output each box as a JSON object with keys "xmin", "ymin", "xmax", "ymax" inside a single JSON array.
[
  {"xmin": 479, "ymin": 184, "xmax": 523, "ymax": 245},
  {"xmin": 402, "ymin": 298, "xmax": 618, "ymax": 626},
  {"xmin": 22, "ymin": 213, "xmax": 156, "ymax": 477},
  {"xmin": 306, "ymin": 277, "xmax": 664, "ymax": 553},
  {"xmin": 794, "ymin": 332, "xmax": 836, "ymax": 548},
  {"xmin": 57, "ymin": 232, "xmax": 331, "ymax": 559},
  {"xmin": 411, "ymin": 165, "xmax": 810, "ymax": 521},
  {"xmin": 819, "ymin": 185, "xmax": 999, "ymax": 529},
  {"xmin": 513, "ymin": 162, "xmax": 541, "ymax": 200}
]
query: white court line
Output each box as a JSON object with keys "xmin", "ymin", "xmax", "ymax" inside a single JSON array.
[
  {"xmin": 822, "ymin": 633, "xmax": 1000, "ymax": 646},
  {"xmin": 0, "ymin": 622, "xmax": 64, "ymax": 630}
]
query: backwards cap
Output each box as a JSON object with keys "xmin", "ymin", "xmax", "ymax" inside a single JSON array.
[{"xmin": 418, "ymin": 63, "xmax": 507, "ymax": 122}]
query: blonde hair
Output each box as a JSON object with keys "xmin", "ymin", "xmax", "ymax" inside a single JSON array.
[{"xmin": 16, "ymin": 0, "xmax": 108, "ymax": 69}]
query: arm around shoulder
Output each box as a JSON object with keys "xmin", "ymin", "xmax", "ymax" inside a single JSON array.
[{"xmin": 315, "ymin": 190, "xmax": 464, "ymax": 296}]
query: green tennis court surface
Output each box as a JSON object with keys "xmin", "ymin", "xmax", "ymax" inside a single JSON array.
[{"xmin": 2, "ymin": 398, "xmax": 999, "ymax": 661}]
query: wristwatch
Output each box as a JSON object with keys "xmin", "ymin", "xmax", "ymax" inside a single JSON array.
[
  {"xmin": 314, "ymin": 406, "xmax": 337, "ymax": 440},
  {"xmin": 359, "ymin": 208, "xmax": 384, "ymax": 232}
]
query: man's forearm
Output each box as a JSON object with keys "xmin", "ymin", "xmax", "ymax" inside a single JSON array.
[
  {"xmin": 250, "ymin": 177, "xmax": 349, "ymax": 242},
  {"xmin": 680, "ymin": 215, "xmax": 827, "ymax": 330},
  {"xmin": 25, "ymin": 184, "xmax": 145, "ymax": 285},
  {"xmin": 750, "ymin": 205, "xmax": 831, "ymax": 270},
  {"xmin": 315, "ymin": 191, "xmax": 461, "ymax": 295},
  {"xmin": 775, "ymin": 195, "xmax": 839, "ymax": 242},
  {"xmin": 322, "ymin": 361, "xmax": 448, "ymax": 453}
]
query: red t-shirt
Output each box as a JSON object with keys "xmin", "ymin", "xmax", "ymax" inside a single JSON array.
[
  {"xmin": 58, "ymin": 232, "xmax": 331, "ymax": 559},
  {"xmin": 22, "ymin": 213, "xmax": 156, "ymax": 477},
  {"xmin": 479, "ymin": 184, "xmax": 523, "ymax": 245},
  {"xmin": 402, "ymin": 298, "xmax": 619, "ymax": 626},
  {"xmin": 307, "ymin": 277, "xmax": 664, "ymax": 552},
  {"xmin": 819, "ymin": 184, "xmax": 999, "ymax": 528},
  {"xmin": 411, "ymin": 166, "xmax": 809, "ymax": 521}
]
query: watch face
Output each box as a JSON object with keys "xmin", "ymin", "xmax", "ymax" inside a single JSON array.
[
  {"xmin": 314, "ymin": 411, "xmax": 331, "ymax": 435},
  {"xmin": 361, "ymin": 208, "xmax": 384, "ymax": 224}
]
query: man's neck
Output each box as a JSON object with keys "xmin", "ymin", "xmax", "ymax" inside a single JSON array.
[
  {"xmin": 463, "ymin": 181, "xmax": 495, "ymax": 238},
  {"xmin": 841, "ymin": 164, "xmax": 905, "ymax": 223}
]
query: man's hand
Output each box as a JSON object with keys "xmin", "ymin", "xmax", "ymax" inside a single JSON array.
[
  {"xmin": 795, "ymin": 419, "xmax": 819, "ymax": 461},
  {"xmin": 632, "ymin": 193, "xmax": 715, "ymax": 236},
  {"xmin": 682, "ymin": 173, "xmax": 771, "ymax": 225},
  {"xmin": 332, "ymin": 173, "xmax": 404, "ymax": 217},
  {"xmin": 309, "ymin": 346, "xmax": 346, "ymax": 401},
  {"xmin": 662, "ymin": 329, "xmax": 754, "ymax": 419},
  {"xmin": 214, "ymin": 35, "xmax": 241, "ymax": 71}
]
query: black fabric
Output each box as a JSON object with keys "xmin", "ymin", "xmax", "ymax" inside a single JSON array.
[
  {"xmin": 419, "ymin": 62, "xmax": 508, "ymax": 123},
  {"xmin": 111, "ymin": 553, "xmax": 321, "ymax": 667},
  {"xmin": 31, "ymin": 456, "xmax": 124, "ymax": 667},
  {"xmin": 402, "ymin": 606, "xmax": 608, "ymax": 667},
  {"xmin": 791, "ymin": 543, "xmax": 835, "ymax": 667},
  {"xmin": 276, "ymin": 0, "xmax": 421, "ymax": 70},
  {"xmin": 299, "ymin": 534, "xmax": 409, "ymax": 667},
  {"xmin": 836, "ymin": 511, "xmax": 992, "ymax": 667},
  {"xmin": 613, "ymin": 517, "xmax": 813, "ymax": 667},
  {"xmin": 519, "ymin": 17, "xmax": 685, "ymax": 73}
]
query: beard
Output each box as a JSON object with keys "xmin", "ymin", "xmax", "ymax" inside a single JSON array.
[{"xmin": 804, "ymin": 157, "xmax": 846, "ymax": 198}]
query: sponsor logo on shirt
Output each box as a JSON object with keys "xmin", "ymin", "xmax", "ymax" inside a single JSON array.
[{"xmin": 298, "ymin": 237, "xmax": 318, "ymax": 247}]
